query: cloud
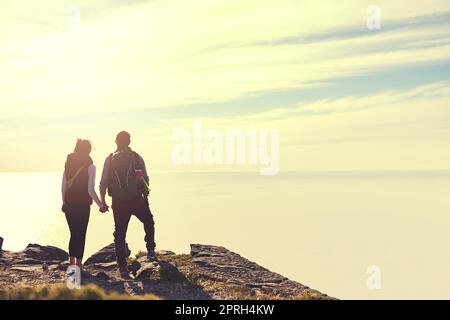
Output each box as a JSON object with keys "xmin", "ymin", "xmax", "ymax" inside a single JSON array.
[
  {"xmin": 156, "ymin": 81, "xmax": 450, "ymax": 171},
  {"xmin": 245, "ymin": 81, "xmax": 450, "ymax": 119},
  {"xmin": 1, "ymin": 0, "xmax": 450, "ymax": 120},
  {"xmin": 1, "ymin": 0, "xmax": 450, "ymax": 171}
]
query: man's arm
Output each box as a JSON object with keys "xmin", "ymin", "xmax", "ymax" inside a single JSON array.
[
  {"xmin": 99, "ymin": 156, "xmax": 111, "ymax": 205},
  {"xmin": 137, "ymin": 154, "xmax": 149, "ymax": 184},
  {"xmin": 100, "ymin": 189, "xmax": 107, "ymax": 206}
]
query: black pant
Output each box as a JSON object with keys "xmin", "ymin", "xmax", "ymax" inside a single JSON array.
[
  {"xmin": 64, "ymin": 204, "xmax": 90, "ymax": 260},
  {"xmin": 112, "ymin": 196, "xmax": 155, "ymax": 267}
]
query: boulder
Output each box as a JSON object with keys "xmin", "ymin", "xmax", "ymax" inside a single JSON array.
[
  {"xmin": 85, "ymin": 243, "xmax": 131, "ymax": 265},
  {"xmin": 22, "ymin": 244, "xmax": 68, "ymax": 262},
  {"xmin": 134, "ymin": 257, "xmax": 184, "ymax": 282},
  {"xmin": 157, "ymin": 261, "xmax": 183, "ymax": 282},
  {"xmin": 85, "ymin": 243, "xmax": 116, "ymax": 265},
  {"xmin": 129, "ymin": 260, "xmax": 141, "ymax": 275},
  {"xmin": 93, "ymin": 271, "xmax": 110, "ymax": 281},
  {"xmin": 0, "ymin": 236, "xmax": 3, "ymax": 252},
  {"xmin": 135, "ymin": 261, "xmax": 159, "ymax": 280}
]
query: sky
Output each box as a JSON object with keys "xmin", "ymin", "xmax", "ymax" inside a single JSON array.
[{"xmin": 0, "ymin": 0, "xmax": 449, "ymax": 172}]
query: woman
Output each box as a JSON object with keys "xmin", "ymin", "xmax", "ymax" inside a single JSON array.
[{"xmin": 61, "ymin": 139, "xmax": 107, "ymax": 269}]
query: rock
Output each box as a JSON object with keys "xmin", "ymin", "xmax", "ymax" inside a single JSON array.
[
  {"xmin": 49, "ymin": 264, "xmax": 61, "ymax": 271},
  {"xmin": 191, "ymin": 244, "xmax": 229, "ymax": 258},
  {"xmin": 93, "ymin": 271, "xmax": 110, "ymax": 281},
  {"xmin": 157, "ymin": 261, "xmax": 184, "ymax": 282},
  {"xmin": 22, "ymin": 244, "xmax": 68, "ymax": 262},
  {"xmin": 129, "ymin": 260, "xmax": 141, "ymax": 275},
  {"xmin": 0, "ymin": 236, "xmax": 3, "ymax": 253},
  {"xmin": 85, "ymin": 243, "xmax": 131, "ymax": 265},
  {"xmin": 191, "ymin": 258, "xmax": 211, "ymax": 267},
  {"xmin": 134, "ymin": 257, "xmax": 184, "ymax": 282},
  {"xmin": 135, "ymin": 261, "xmax": 159, "ymax": 280},
  {"xmin": 81, "ymin": 269, "xmax": 92, "ymax": 279},
  {"xmin": 58, "ymin": 261, "xmax": 70, "ymax": 271},
  {"xmin": 13, "ymin": 258, "xmax": 43, "ymax": 265},
  {"xmin": 226, "ymin": 279, "xmax": 243, "ymax": 285},
  {"xmin": 85, "ymin": 243, "xmax": 116, "ymax": 265},
  {"xmin": 88, "ymin": 261, "xmax": 117, "ymax": 271},
  {"xmin": 10, "ymin": 265, "xmax": 41, "ymax": 272},
  {"xmin": 1, "ymin": 242, "xmax": 332, "ymax": 300},
  {"xmin": 189, "ymin": 244, "xmax": 321, "ymax": 298},
  {"xmin": 157, "ymin": 250, "xmax": 176, "ymax": 257},
  {"xmin": 124, "ymin": 281, "xmax": 144, "ymax": 295}
]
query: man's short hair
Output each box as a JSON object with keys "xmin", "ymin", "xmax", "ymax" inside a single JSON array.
[{"xmin": 116, "ymin": 131, "xmax": 131, "ymax": 148}]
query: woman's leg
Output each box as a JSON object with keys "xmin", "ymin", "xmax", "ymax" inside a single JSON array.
[
  {"xmin": 65, "ymin": 205, "xmax": 90, "ymax": 266},
  {"xmin": 65, "ymin": 206, "xmax": 77, "ymax": 265},
  {"xmin": 76, "ymin": 205, "xmax": 90, "ymax": 267}
]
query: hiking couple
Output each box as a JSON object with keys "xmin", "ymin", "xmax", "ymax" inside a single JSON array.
[{"xmin": 61, "ymin": 131, "xmax": 156, "ymax": 278}]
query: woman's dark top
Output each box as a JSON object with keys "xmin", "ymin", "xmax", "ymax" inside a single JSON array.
[{"xmin": 64, "ymin": 153, "xmax": 93, "ymax": 206}]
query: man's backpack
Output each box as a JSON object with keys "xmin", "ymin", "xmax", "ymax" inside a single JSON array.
[{"xmin": 107, "ymin": 151, "xmax": 141, "ymax": 201}]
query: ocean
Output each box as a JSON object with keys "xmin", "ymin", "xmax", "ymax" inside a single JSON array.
[{"xmin": 1, "ymin": 170, "xmax": 450, "ymax": 299}]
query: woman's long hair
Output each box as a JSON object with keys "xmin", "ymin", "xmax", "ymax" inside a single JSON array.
[
  {"xmin": 73, "ymin": 139, "xmax": 92, "ymax": 158},
  {"xmin": 65, "ymin": 139, "xmax": 93, "ymax": 178}
]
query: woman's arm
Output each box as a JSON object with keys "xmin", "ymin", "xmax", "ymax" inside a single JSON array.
[
  {"xmin": 88, "ymin": 164, "xmax": 104, "ymax": 208},
  {"xmin": 62, "ymin": 170, "xmax": 67, "ymax": 204}
]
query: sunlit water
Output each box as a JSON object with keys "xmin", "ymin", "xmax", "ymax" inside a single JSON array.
[{"xmin": 1, "ymin": 171, "xmax": 450, "ymax": 299}]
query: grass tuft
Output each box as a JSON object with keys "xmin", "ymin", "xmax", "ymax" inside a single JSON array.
[{"xmin": 0, "ymin": 284, "xmax": 160, "ymax": 300}]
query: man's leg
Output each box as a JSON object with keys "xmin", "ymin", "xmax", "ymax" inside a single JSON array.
[
  {"xmin": 133, "ymin": 196, "xmax": 156, "ymax": 253},
  {"xmin": 112, "ymin": 202, "xmax": 132, "ymax": 268}
]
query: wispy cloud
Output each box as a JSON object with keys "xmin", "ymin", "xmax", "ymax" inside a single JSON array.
[
  {"xmin": 158, "ymin": 81, "xmax": 450, "ymax": 171},
  {"xmin": 0, "ymin": 0, "xmax": 449, "ymax": 171},
  {"xmin": 1, "ymin": 0, "xmax": 449, "ymax": 119}
]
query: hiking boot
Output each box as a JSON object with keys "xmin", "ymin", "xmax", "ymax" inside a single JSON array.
[
  {"xmin": 118, "ymin": 265, "xmax": 131, "ymax": 279},
  {"xmin": 147, "ymin": 250, "xmax": 158, "ymax": 263}
]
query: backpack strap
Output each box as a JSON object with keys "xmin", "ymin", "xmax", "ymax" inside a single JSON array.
[
  {"xmin": 109, "ymin": 151, "xmax": 137, "ymax": 190},
  {"xmin": 66, "ymin": 166, "xmax": 86, "ymax": 192},
  {"xmin": 132, "ymin": 151, "xmax": 142, "ymax": 170},
  {"xmin": 110, "ymin": 152, "xmax": 126, "ymax": 189},
  {"xmin": 106, "ymin": 153, "xmax": 115, "ymax": 187},
  {"xmin": 108, "ymin": 153, "xmax": 113, "ymax": 170}
]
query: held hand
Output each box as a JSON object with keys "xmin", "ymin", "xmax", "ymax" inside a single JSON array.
[{"xmin": 99, "ymin": 204, "xmax": 109, "ymax": 213}]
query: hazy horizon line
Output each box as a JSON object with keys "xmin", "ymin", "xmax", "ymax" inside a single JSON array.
[{"xmin": 2, "ymin": 168, "xmax": 450, "ymax": 175}]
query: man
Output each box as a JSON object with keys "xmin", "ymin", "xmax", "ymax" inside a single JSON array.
[{"xmin": 100, "ymin": 131, "xmax": 156, "ymax": 277}]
